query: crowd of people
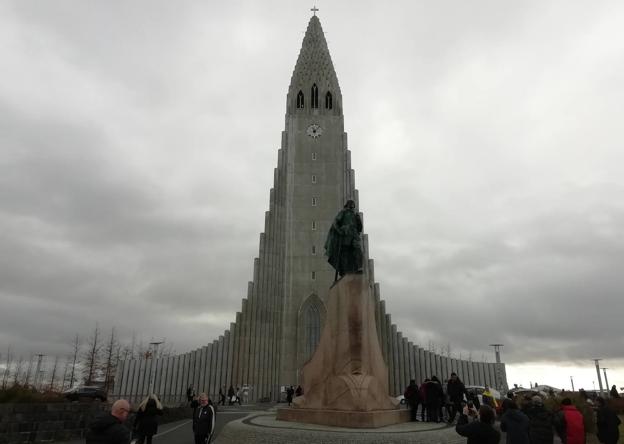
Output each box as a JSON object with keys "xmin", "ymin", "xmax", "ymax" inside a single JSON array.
[
  {"xmin": 83, "ymin": 374, "xmax": 621, "ymax": 444},
  {"xmin": 403, "ymin": 372, "xmax": 622, "ymax": 444}
]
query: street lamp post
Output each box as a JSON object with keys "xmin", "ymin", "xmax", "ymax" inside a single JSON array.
[
  {"xmin": 602, "ymin": 368, "xmax": 610, "ymax": 396},
  {"xmin": 570, "ymin": 376, "xmax": 575, "ymax": 392},
  {"xmin": 148, "ymin": 340, "xmax": 164, "ymax": 396},
  {"xmin": 593, "ymin": 359, "xmax": 604, "ymax": 395}
]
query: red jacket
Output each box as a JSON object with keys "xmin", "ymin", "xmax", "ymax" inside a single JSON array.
[{"xmin": 560, "ymin": 405, "xmax": 585, "ymax": 444}]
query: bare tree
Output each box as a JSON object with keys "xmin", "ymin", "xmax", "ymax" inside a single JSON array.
[
  {"xmin": 102, "ymin": 327, "xmax": 119, "ymax": 392},
  {"xmin": 48, "ymin": 355, "xmax": 59, "ymax": 391},
  {"xmin": 2, "ymin": 346, "xmax": 13, "ymax": 389},
  {"xmin": 69, "ymin": 334, "xmax": 81, "ymax": 388},
  {"xmin": 12, "ymin": 356, "xmax": 23, "ymax": 386},
  {"xmin": 23, "ymin": 355, "xmax": 34, "ymax": 387},
  {"xmin": 83, "ymin": 323, "xmax": 102, "ymax": 385},
  {"xmin": 60, "ymin": 355, "xmax": 71, "ymax": 391}
]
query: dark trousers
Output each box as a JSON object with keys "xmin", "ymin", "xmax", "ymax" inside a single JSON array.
[
  {"xmin": 137, "ymin": 435, "xmax": 153, "ymax": 444},
  {"xmin": 194, "ymin": 434, "xmax": 211, "ymax": 444},
  {"xmin": 448, "ymin": 399, "xmax": 462, "ymax": 422},
  {"xmin": 409, "ymin": 402, "xmax": 419, "ymax": 421},
  {"xmin": 427, "ymin": 401, "xmax": 440, "ymax": 422}
]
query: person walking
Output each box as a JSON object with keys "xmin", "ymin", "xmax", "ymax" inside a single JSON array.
[
  {"xmin": 447, "ymin": 372, "xmax": 466, "ymax": 423},
  {"xmin": 192, "ymin": 393, "xmax": 215, "ymax": 444},
  {"xmin": 404, "ymin": 379, "xmax": 420, "ymax": 422},
  {"xmin": 456, "ymin": 404, "xmax": 501, "ymax": 444},
  {"xmin": 86, "ymin": 399, "xmax": 131, "ymax": 444},
  {"xmin": 227, "ymin": 385, "xmax": 235, "ymax": 405},
  {"xmin": 500, "ymin": 399, "xmax": 530, "ymax": 444},
  {"xmin": 595, "ymin": 397, "xmax": 621, "ymax": 444},
  {"xmin": 134, "ymin": 394, "xmax": 163, "ymax": 444},
  {"xmin": 554, "ymin": 398, "xmax": 585, "ymax": 444},
  {"xmin": 523, "ymin": 395, "xmax": 554, "ymax": 444},
  {"xmin": 218, "ymin": 388, "xmax": 226, "ymax": 406}
]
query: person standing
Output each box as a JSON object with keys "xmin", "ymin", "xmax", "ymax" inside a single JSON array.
[
  {"xmin": 482, "ymin": 386, "xmax": 499, "ymax": 411},
  {"xmin": 455, "ymin": 404, "xmax": 501, "ymax": 444},
  {"xmin": 420, "ymin": 378, "xmax": 430, "ymax": 421},
  {"xmin": 554, "ymin": 398, "xmax": 585, "ymax": 444},
  {"xmin": 192, "ymin": 393, "xmax": 215, "ymax": 444},
  {"xmin": 447, "ymin": 372, "xmax": 467, "ymax": 423},
  {"xmin": 500, "ymin": 399, "xmax": 530, "ymax": 444},
  {"xmin": 86, "ymin": 399, "xmax": 131, "ymax": 444},
  {"xmin": 218, "ymin": 387, "xmax": 226, "ymax": 406},
  {"xmin": 523, "ymin": 395, "xmax": 554, "ymax": 444},
  {"xmin": 134, "ymin": 394, "xmax": 163, "ymax": 444},
  {"xmin": 595, "ymin": 397, "xmax": 621, "ymax": 444},
  {"xmin": 286, "ymin": 386, "xmax": 294, "ymax": 406},
  {"xmin": 404, "ymin": 379, "xmax": 420, "ymax": 422},
  {"xmin": 610, "ymin": 385, "xmax": 620, "ymax": 398},
  {"xmin": 187, "ymin": 386, "xmax": 194, "ymax": 403},
  {"xmin": 295, "ymin": 385, "xmax": 303, "ymax": 397},
  {"xmin": 426, "ymin": 376, "xmax": 444, "ymax": 422}
]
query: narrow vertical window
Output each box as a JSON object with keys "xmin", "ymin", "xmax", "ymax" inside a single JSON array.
[
  {"xmin": 312, "ymin": 197, "xmax": 317, "ymax": 206},
  {"xmin": 312, "ymin": 221, "xmax": 317, "ymax": 230},
  {"xmin": 311, "ymin": 174, "xmax": 317, "ymax": 183},
  {"xmin": 297, "ymin": 90, "xmax": 304, "ymax": 109},
  {"xmin": 311, "ymin": 271, "xmax": 316, "ymax": 280},
  {"xmin": 312, "ymin": 245, "xmax": 316, "ymax": 255},
  {"xmin": 312, "ymin": 152, "xmax": 317, "ymax": 160},
  {"xmin": 325, "ymin": 91, "xmax": 333, "ymax": 109},
  {"xmin": 311, "ymin": 84, "xmax": 319, "ymax": 108}
]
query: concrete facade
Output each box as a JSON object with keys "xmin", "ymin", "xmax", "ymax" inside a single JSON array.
[{"xmin": 112, "ymin": 15, "xmax": 507, "ymax": 405}]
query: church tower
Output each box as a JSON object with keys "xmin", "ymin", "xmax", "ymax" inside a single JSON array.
[
  {"xmin": 112, "ymin": 14, "xmax": 507, "ymax": 404},
  {"xmin": 278, "ymin": 14, "xmax": 355, "ymax": 385}
]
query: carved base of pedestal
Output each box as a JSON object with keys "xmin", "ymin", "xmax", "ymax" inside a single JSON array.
[{"xmin": 276, "ymin": 407, "xmax": 410, "ymax": 428}]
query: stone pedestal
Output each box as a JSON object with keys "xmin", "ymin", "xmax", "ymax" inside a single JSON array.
[{"xmin": 276, "ymin": 274, "xmax": 403, "ymax": 428}]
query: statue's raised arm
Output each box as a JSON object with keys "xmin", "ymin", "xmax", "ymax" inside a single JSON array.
[{"xmin": 324, "ymin": 199, "xmax": 363, "ymax": 280}]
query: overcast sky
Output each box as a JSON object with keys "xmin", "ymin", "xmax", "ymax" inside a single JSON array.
[{"xmin": 1, "ymin": 0, "xmax": 623, "ymax": 391}]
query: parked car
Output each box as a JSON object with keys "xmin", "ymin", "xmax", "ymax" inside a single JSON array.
[{"xmin": 64, "ymin": 386, "xmax": 107, "ymax": 402}]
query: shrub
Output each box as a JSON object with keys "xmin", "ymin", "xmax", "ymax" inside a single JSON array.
[{"xmin": 0, "ymin": 384, "xmax": 65, "ymax": 403}]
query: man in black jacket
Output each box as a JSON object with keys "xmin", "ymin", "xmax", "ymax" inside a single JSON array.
[
  {"xmin": 192, "ymin": 393, "xmax": 215, "ymax": 444},
  {"xmin": 447, "ymin": 372, "xmax": 466, "ymax": 423},
  {"xmin": 85, "ymin": 399, "xmax": 131, "ymax": 444}
]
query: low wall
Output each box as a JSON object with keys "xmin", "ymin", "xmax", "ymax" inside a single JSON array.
[{"xmin": 0, "ymin": 402, "xmax": 191, "ymax": 444}]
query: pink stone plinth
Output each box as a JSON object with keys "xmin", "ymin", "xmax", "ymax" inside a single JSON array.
[
  {"xmin": 276, "ymin": 407, "xmax": 410, "ymax": 428},
  {"xmin": 292, "ymin": 274, "xmax": 399, "ymax": 415}
]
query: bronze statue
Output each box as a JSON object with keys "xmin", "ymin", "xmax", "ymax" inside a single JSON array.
[{"xmin": 324, "ymin": 200, "xmax": 363, "ymax": 280}]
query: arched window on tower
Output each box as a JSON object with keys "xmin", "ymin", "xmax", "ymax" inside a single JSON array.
[
  {"xmin": 296, "ymin": 90, "xmax": 304, "ymax": 109},
  {"xmin": 311, "ymin": 84, "xmax": 319, "ymax": 108},
  {"xmin": 325, "ymin": 91, "xmax": 333, "ymax": 109},
  {"xmin": 302, "ymin": 298, "xmax": 321, "ymax": 361}
]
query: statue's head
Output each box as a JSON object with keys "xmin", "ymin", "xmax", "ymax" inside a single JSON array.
[{"xmin": 344, "ymin": 199, "xmax": 356, "ymax": 209}]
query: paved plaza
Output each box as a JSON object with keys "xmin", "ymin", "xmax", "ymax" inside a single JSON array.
[{"xmin": 215, "ymin": 408, "xmax": 469, "ymax": 444}]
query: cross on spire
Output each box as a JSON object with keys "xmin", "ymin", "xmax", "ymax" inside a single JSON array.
[{"xmin": 311, "ymin": 5, "xmax": 319, "ymax": 16}]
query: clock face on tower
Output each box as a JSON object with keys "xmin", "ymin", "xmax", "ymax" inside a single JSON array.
[{"xmin": 306, "ymin": 124, "xmax": 323, "ymax": 138}]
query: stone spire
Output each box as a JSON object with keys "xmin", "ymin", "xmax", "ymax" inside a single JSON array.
[{"xmin": 287, "ymin": 15, "xmax": 342, "ymax": 115}]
